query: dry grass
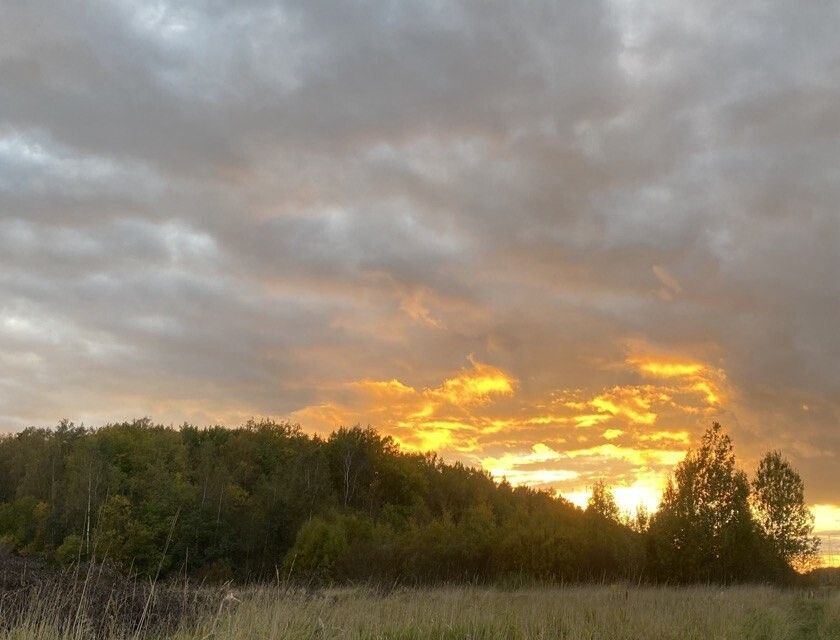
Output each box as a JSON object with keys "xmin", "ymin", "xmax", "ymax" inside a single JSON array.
[
  {"xmin": 177, "ymin": 584, "xmax": 840, "ymax": 640},
  {"xmin": 0, "ymin": 552, "xmax": 219, "ymax": 639},
  {"xmin": 2, "ymin": 581, "xmax": 838, "ymax": 639}
]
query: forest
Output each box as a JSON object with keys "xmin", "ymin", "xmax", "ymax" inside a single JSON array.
[{"xmin": 0, "ymin": 419, "xmax": 819, "ymax": 585}]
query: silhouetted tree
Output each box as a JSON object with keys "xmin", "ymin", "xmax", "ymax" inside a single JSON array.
[
  {"xmin": 586, "ymin": 480, "xmax": 619, "ymax": 522},
  {"xmin": 649, "ymin": 423, "xmax": 759, "ymax": 582},
  {"xmin": 752, "ymin": 450, "xmax": 819, "ymax": 567},
  {"xmin": 624, "ymin": 505, "xmax": 650, "ymax": 533}
]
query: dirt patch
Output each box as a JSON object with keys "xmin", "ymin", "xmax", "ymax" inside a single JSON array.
[{"xmin": 0, "ymin": 550, "xmax": 223, "ymax": 637}]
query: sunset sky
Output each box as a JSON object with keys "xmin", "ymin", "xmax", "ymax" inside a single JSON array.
[{"xmin": 1, "ymin": 1, "xmax": 838, "ymax": 564}]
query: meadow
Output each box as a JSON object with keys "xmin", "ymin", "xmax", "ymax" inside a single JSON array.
[{"xmin": 3, "ymin": 582, "xmax": 838, "ymax": 640}]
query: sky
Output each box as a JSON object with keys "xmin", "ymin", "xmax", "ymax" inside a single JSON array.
[{"xmin": 1, "ymin": 1, "xmax": 838, "ymax": 564}]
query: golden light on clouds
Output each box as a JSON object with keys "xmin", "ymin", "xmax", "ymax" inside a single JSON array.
[
  {"xmin": 482, "ymin": 443, "xmax": 580, "ymax": 487},
  {"xmin": 633, "ymin": 360, "xmax": 704, "ymax": 378},
  {"xmin": 639, "ymin": 430, "xmax": 690, "ymax": 443},
  {"xmin": 294, "ymin": 359, "xmax": 516, "ymax": 452},
  {"xmin": 292, "ymin": 350, "xmax": 736, "ymax": 515},
  {"xmin": 432, "ymin": 360, "xmax": 515, "ymax": 406},
  {"xmin": 294, "ymin": 352, "xmax": 835, "ymax": 557},
  {"xmin": 629, "ymin": 355, "xmax": 726, "ymax": 407},
  {"xmin": 590, "ymin": 389, "xmax": 657, "ymax": 425}
]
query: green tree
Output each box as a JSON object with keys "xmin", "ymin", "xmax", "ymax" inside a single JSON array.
[
  {"xmin": 649, "ymin": 423, "xmax": 758, "ymax": 582},
  {"xmin": 7, "ymin": 418, "xmax": 806, "ymax": 585},
  {"xmin": 752, "ymin": 450, "xmax": 819, "ymax": 567}
]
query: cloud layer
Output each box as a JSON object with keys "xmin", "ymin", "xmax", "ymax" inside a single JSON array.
[{"xmin": 2, "ymin": 0, "xmax": 838, "ymax": 554}]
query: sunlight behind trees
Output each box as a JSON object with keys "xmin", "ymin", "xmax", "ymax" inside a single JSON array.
[{"xmin": 0, "ymin": 419, "xmax": 820, "ymax": 584}]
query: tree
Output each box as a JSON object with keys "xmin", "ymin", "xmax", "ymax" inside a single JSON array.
[
  {"xmin": 586, "ymin": 480, "xmax": 619, "ymax": 522},
  {"xmin": 624, "ymin": 504, "xmax": 650, "ymax": 533},
  {"xmin": 3, "ymin": 417, "xmax": 812, "ymax": 585},
  {"xmin": 752, "ymin": 450, "xmax": 819, "ymax": 567},
  {"xmin": 649, "ymin": 423, "xmax": 757, "ymax": 582}
]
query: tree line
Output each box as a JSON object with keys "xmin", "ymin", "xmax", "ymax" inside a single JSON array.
[{"xmin": 0, "ymin": 419, "xmax": 818, "ymax": 584}]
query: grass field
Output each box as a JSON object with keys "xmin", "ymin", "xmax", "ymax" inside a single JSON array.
[
  {"xmin": 4, "ymin": 583, "xmax": 838, "ymax": 640},
  {"xmin": 180, "ymin": 585, "xmax": 840, "ymax": 640}
]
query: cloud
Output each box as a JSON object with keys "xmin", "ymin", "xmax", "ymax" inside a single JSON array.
[
  {"xmin": 0, "ymin": 0, "xmax": 838, "ymax": 526},
  {"xmin": 652, "ymin": 264, "xmax": 682, "ymax": 300},
  {"xmin": 294, "ymin": 359, "xmax": 516, "ymax": 451},
  {"xmin": 291, "ymin": 355, "xmax": 724, "ymax": 511}
]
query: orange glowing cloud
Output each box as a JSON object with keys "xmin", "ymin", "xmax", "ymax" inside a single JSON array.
[
  {"xmin": 640, "ymin": 430, "xmax": 690, "ymax": 443},
  {"xmin": 633, "ymin": 359, "xmax": 705, "ymax": 378},
  {"xmin": 352, "ymin": 379, "xmax": 415, "ymax": 397},
  {"xmin": 301, "ymin": 354, "xmax": 828, "ymax": 530},
  {"xmin": 292, "ymin": 352, "xmax": 730, "ymax": 516},
  {"xmin": 431, "ymin": 360, "xmax": 515, "ymax": 406},
  {"xmin": 482, "ymin": 443, "xmax": 580, "ymax": 486},
  {"xmin": 590, "ymin": 388, "xmax": 658, "ymax": 425},
  {"xmin": 628, "ymin": 352, "xmax": 726, "ymax": 409},
  {"xmin": 292, "ymin": 359, "xmax": 516, "ymax": 452}
]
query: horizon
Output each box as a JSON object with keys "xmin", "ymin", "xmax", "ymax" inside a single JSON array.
[{"xmin": 1, "ymin": 1, "xmax": 838, "ymax": 569}]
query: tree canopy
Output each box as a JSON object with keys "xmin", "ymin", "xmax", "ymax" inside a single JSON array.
[
  {"xmin": 647, "ymin": 423, "xmax": 818, "ymax": 583},
  {"xmin": 586, "ymin": 479, "xmax": 620, "ymax": 522},
  {"xmin": 0, "ymin": 419, "xmax": 817, "ymax": 584},
  {"xmin": 752, "ymin": 450, "xmax": 819, "ymax": 569}
]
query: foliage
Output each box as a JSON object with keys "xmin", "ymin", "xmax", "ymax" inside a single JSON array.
[
  {"xmin": 586, "ymin": 479, "xmax": 619, "ymax": 522},
  {"xmin": 752, "ymin": 450, "xmax": 820, "ymax": 567},
  {"xmin": 648, "ymin": 423, "xmax": 795, "ymax": 583},
  {"xmin": 0, "ymin": 419, "xmax": 815, "ymax": 585}
]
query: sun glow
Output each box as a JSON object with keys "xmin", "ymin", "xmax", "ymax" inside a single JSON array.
[
  {"xmin": 612, "ymin": 480, "xmax": 664, "ymax": 514},
  {"xmin": 812, "ymin": 504, "xmax": 840, "ymax": 568},
  {"xmin": 292, "ymin": 355, "xmax": 736, "ymax": 525},
  {"xmin": 563, "ymin": 477, "xmax": 664, "ymax": 515},
  {"xmin": 286, "ymin": 356, "xmax": 840, "ymax": 562}
]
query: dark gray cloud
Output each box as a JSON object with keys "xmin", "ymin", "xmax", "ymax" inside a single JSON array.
[{"xmin": 1, "ymin": 0, "xmax": 838, "ymax": 514}]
